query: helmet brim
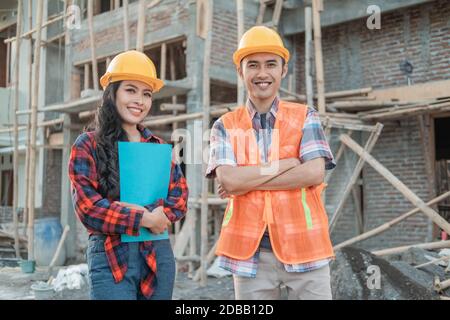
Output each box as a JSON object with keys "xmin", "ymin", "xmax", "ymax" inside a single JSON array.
[
  {"xmin": 233, "ymin": 45, "xmax": 290, "ymax": 68},
  {"xmin": 100, "ymin": 73, "xmax": 165, "ymax": 93}
]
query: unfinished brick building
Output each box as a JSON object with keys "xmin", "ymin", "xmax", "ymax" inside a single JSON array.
[{"xmin": 0, "ymin": 1, "xmax": 449, "ymax": 284}]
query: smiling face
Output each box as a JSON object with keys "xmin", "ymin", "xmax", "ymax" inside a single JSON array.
[
  {"xmin": 238, "ymin": 52, "xmax": 288, "ymax": 108},
  {"xmin": 115, "ymin": 80, "xmax": 153, "ymax": 126}
]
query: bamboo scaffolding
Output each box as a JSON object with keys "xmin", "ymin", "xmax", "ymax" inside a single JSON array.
[
  {"xmin": 12, "ymin": 0, "xmax": 23, "ymax": 259},
  {"xmin": 415, "ymin": 255, "xmax": 450, "ymax": 269},
  {"xmin": 272, "ymin": 0, "xmax": 283, "ymax": 29},
  {"xmin": 256, "ymin": 0, "xmax": 267, "ymax": 25},
  {"xmin": 136, "ymin": 0, "xmax": 146, "ymax": 52},
  {"xmin": 23, "ymin": 0, "xmax": 33, "ymax": 236},
  {"xmin": 160, "ymin": 104, "xmax": 186, "ymax": 112},
  {"xmin": 279, "ymin": 87, "xmax": 306, "ymax": 101},
  {"xmin": 0, "ymin": 230, "xmax": 28, "ymax": 243},
  {"xmin": 418, "ymin": 115, "xmax": 437, "ymax": 216},
  {"xmin": 324, "ymin": 87, "xmax": 372, "ymax": 99},
  {"xmin": 329, "ymin": 100, "xmax": 412, "ymax": 111},
  {"xmin": 334, "ymin": 190, "xmax": 450, "ymax": 250},
  {"xmin": 0, "ymin": 118, "xmax": 65, "ymax": 134},
  {"xmin": 199, "ymin": 0, "xmax": 213, "ymax": 286},
  {"xmin": 372, "ymin": 240, "xmax": 450, "ymax": 256},
  {"xmin": 435, "ymin": 278, "xmax": 450, "ymax": 292},
  {"xmin": 359, "ymin": 100, "xmax": 450, "ymax": 121},
  {"xmin": 236, "ymin": 0, "xmax": 245, "ymax": 106},
  {"xmin": 329, "ymin": 123, "xmax": 384, "ymax": 231},
  {"xmin": 193, "ymin": 241, "xmax": 218, "ymax": 282},
  {"xmin": 123, "ymin": 0, "xmax": 130, "ymax": 50},
  {"xmin": 27, "ymin": 0, "xmax": 44, "ymax": 265},
  {"xmin": 159, "ymin": 42, "xmax": 166, "ymax": 82},
  {"xmin": 312, "ymin": 0, "xmax": 325, "ymax": 114},
  {"xmin": 4, "ymin": 12, "xmax": 69, "ymax": 44},
  {"xmin": 87, "ymin": 0, "xmax": 99, "ymax": 91},
  {"xmin": 304, "ymin": 4, "xmax": 313, "ymax": 108},
  {"xmin": 340, "ymin": 134, "xmax": 450, "ymax": 235}
]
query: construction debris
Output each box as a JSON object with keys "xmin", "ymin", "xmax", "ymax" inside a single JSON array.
[{"xmin": 332, "ymin": 246, "xmax": 450, "ymax": 300}]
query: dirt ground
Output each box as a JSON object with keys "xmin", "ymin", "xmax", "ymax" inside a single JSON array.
[{"xmin": 0, "ymin": 265, "xmax": 234, "ymax": 300}]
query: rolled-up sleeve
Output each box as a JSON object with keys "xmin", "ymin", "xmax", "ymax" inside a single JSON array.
[
  {"xmin": 206, "ymin": 118, "xmax": 237, "ymax": 178},
  {"xmin": 300, "ymin": 108, "xmax": 336, "ymax": 170}
]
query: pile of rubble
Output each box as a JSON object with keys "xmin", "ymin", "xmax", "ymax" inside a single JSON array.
[{"xmin": 331, "ymin": 246, "xmax": 450, "ymax": 300}]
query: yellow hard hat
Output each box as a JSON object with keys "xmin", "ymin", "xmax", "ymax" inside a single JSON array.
[
  {"xmin": 100, "ymin": 50, "xmax": 164, "ymax": 92},
  {"xmin": 233, "ymin": 26, "xmax": 290, "ymax": 68}
]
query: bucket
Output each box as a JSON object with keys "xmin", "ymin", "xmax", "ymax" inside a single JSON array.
[
  {"xmin": 31, "ymin": 282, "xmax": 56, "ymax": 300},
  {"xmin": 19, "ymin": 260, "xmax": 36, "ymax": 273},
  {"xmin": 34, "ymin": 217, "xmax": 65, "ymax": 266}
]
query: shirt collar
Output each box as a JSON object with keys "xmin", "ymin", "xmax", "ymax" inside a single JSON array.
[
  {"xmin": 246, "ymin": 96, "xmax": 279, "ymax": 120},
  {"xmin": 137, "ymin": 124, "xmax": 156, "ymax": 142}
]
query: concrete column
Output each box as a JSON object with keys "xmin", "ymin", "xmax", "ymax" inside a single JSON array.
[{"xmin": 60, "ymin": 114, "xmax": 80, "ymax": 260}]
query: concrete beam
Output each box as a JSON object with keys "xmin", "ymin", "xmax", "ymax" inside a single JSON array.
[{"xmin": 281, "ymin": 0, "xmax": 435, "ymax": 35}]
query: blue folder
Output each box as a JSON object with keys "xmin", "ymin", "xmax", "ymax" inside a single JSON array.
[{"xmin": 118, "ymin": 142, "xmax": 172, "ymax": 242}]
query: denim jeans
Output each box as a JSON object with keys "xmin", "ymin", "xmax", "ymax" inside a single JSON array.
[{"xmin": 86, "ymin": 234, "xmax": 175, "ymax": 300}]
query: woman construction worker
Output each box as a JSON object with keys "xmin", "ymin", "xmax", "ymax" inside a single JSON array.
[
  {"xmin": 68, "ymin": 50, "xmax": 188, "ymax": 300},
  {"xmin": 206, "ymin": 26, "xmax": 336, "ymax": 300}
]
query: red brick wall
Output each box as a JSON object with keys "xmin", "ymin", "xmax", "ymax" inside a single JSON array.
[
  {"xmin": 41, "ymin": 150, "xmax": 62, "ymax": 217},
  {"xmin": 211, "ymin": 2, "xmax": 258, "ymax": 71},
  {"xmin": 326, "ymin": 120, "xmax": 432, "ymax": 250},
  {"xmin": 359, "ymin": 119, "xmax": 431, "ymax": 249},
  {"xmin": 295, "ymin": 0, "xmax": 450, "ymax": 93}
]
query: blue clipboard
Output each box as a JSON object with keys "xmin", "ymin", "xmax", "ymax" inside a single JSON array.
[{"xmin": 118, "ymin": 142, "xmax": 172, "ymax": 242}]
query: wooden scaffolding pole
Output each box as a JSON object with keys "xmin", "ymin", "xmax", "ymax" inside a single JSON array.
[
  {"xmin": 136, "ymin": 0, "xmax": 146, "ymax": 52},
  {"xmin": 312, "ymin": 0, "xmax": 325, "ymax": 114},
  {"xmin": 304, "ymin": 2, "xmax": 314, "ymax": 108},
  {"xmin": 4, "ymin": 12, "xmax": 67, "ymax": 44},
  {"xmin": 123, "ymin": 0, "xmax": 130, "ymax": 50},
  {"xmin": 27, "ymin": 0, "xmax": 44, "ymax": 264},
  {"xmin": 329, "ymin": 123, "xmax": 384, "ymax": 231},
  {"xmin": 334, "ymin": 190, "xmax": 450, "ymax": 250},
  {"xmin": 199, "ymin": 0, "xmax": 214, "ymax": 286},
  {"xmin": 236, "ymin": 0, "xmax": 245, "ymax": 106},
  {"xmin": 340, "ymin": 134, "xmax": 450, "ymax": 235},
  {"xmin": 160, "ymin": 42, "xmax": 166, "ymax": 81},
  {"xmin": 12, "ymin": 0, "xmax": 24, "ymax": 259},
  {"xmin": 87, "ymin": 0, "xmax": 99, "ymax": 90},
  {"xmin": 372, "ymin": 240, "xmax": 450, "ymax": 256},
  {"xmin": 23, "ymin": 0, "xmax": 34, "ymax": 236}
]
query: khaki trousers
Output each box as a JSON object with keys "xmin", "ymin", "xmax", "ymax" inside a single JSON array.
[{"xmin": 233, "ymin": 248, "xmax": 332, "ymax": 300}]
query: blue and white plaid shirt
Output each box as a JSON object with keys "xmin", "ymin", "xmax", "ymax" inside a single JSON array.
[{"xmin": 206, "ymin": 97, "xmax": 336, "ymax": 277}]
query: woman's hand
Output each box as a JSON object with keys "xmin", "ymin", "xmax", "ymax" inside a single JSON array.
[
  {"xmin": 141, "ymin": 206, "xmax": 171, "ymax": 234},
  {"xmin": 115, "ymin": 201, "xmax": 146, "ymax": 211}
]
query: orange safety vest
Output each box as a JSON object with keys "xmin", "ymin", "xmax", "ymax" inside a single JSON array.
[{"xmin": 216, "ymin": 100, "xmax": 334, "ymax": 264}]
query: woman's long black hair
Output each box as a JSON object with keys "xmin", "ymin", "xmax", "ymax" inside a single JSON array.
[{"xmin": 88, "ymin": 81, "xmax": 128, "ymax": 200}]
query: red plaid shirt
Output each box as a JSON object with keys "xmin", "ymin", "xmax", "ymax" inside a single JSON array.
[{"xmin": 68, "ymin": 125, "xmax": 188, "ymax": 298}]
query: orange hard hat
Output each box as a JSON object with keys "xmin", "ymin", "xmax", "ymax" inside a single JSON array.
[
  {"xmin": 100, "ymin": 50, "xmax": 164, "ymax": 92},
  {"xmin": 233, "ymin": 26, "xmax": 290, "ymax": 68}
]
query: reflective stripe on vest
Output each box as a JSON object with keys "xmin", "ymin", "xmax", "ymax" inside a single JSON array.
[{"xmin": 215, "ymin": 100, "xmax": 335, "ymax": 264}]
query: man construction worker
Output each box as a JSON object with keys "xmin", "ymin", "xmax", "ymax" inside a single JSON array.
[{"xmin": 206, "ymin": 26, "xmax": 336, "ymax": 300}]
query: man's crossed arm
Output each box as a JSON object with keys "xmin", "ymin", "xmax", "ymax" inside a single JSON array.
[{"xmin": 216, "ymin": 157, "xmax": 325, "ymax": 197}]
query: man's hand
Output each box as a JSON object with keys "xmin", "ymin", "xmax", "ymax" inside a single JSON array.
[
  {"xmin": 141, "ymin": 206, "xmax": 172, "ymax": 234},
  {"xmin": 217, "ymin": 183, "xmax": 230, "ymax": 199}
]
